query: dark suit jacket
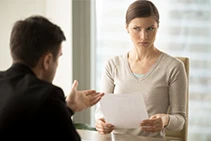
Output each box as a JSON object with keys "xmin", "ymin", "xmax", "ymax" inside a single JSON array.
[{"xmin": 0, "ymin": 63, "xmax": 81, "ymax": 140}]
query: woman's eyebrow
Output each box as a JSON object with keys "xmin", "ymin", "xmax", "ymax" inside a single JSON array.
[
  {"xmin": 148, "ymin": 24, "xmax": 155, "ymax": 27},
  {"xmin": 132, "ymin": 24, "xmax": 155, "ymax": 28}
]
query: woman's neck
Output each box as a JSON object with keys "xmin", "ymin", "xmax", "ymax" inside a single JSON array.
[{"xmin": 129, "ymin": 47, "xmax": 160, "ymax": 62}]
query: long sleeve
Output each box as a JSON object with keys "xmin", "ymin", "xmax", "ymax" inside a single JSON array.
[
  {"xmin": 95, "ymin": 59, "xmax": 115, "ymax": 121},
  {"xmin": 165, "ymin": 59, "xmax": 187, "ymax": 131},
  {"xmin": 94, "ymin": 52, "xmax": 187, "ymax": 136},
  {"xmin": 0, "ymin": 63, "xmax": 81, "ymax": 140},
  {"xmin": 34, "ymin": 88, "xmax": 81, "ymax": 140}
]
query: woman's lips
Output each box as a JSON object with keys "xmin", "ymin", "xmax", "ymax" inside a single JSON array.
[{"xmin": 138, "ymin": 42, "xmax": 149, "ymax": 45}]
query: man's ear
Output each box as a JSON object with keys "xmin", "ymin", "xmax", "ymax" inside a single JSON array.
[{"xmin": 42, "ymin": 53, "xmax": 53, "ymax": 70}]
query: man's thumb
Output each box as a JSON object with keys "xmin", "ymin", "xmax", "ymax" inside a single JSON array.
[{"xmin": 71, "ymin": 80, "xmax": 78, "ymax": 90}]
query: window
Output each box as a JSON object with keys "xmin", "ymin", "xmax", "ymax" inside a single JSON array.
[{"xmin": 95, "ymin": 0, "xmax": 211, "ymax": 140}]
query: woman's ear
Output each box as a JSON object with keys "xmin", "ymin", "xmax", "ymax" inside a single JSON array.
[
  {"xmin": 42, "ymin": 53, "xmax": 53, "ymax": 70},
  {"xmin": 126, "ymin": 24, "xmax": 129, "ymax": 33}
]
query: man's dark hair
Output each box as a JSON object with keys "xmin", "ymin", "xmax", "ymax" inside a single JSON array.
[{"xmin": 10, "ymin": 15, "xmax": 66, "ymax": 68}]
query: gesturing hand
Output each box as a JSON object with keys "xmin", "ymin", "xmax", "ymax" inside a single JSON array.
[{"xmin": 66, "ymin": 80, "xmax": 104, "ymax": 112}]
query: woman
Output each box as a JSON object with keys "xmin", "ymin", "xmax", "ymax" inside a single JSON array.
[{"xmin": 95, "ymin": 0, "xmax": 187, "ymax": 137}]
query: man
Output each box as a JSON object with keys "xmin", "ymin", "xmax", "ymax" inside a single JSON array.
[{"xmin": 0, "ymin": 15, "xmax": 104, "ymax": 140}]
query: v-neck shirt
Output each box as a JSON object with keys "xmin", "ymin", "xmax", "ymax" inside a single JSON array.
[{"xmin": 95, "ymin": 51, "xmax": 187, "ymax": 137}]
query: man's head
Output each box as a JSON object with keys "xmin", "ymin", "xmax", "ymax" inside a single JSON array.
[{"xmin": 10, "ymin": 15, "xmax": 66, "ymax": 82}]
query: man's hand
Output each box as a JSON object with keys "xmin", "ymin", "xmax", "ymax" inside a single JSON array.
[{"xmin": 66, "ymin": 80, "xmax": 104, "ymax": 112}]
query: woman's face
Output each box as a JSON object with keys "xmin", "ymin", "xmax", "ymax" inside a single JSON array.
[{"xmin": 126, "ymin": 16, "xmax": 158, "ymax": 50}]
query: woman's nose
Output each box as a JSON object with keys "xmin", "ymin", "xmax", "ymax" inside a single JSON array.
[{"xmin": 140, "ymin": 31, "xmax": 148, "ymax": 39}]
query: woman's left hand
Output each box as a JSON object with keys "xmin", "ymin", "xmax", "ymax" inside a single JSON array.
[{"xmin": 140, "ymin": 114, "xmax": 169, "ymax": 132}]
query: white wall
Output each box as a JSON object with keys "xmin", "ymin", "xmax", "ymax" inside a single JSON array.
[
  {"xmin": 45, "ymin": 0, "xmax": 72, "ymax": 95},
  {"xmin": 0, "ymin": 0, "xmax": 72, "ymax": 95},
  {"xmin": 0, "ymin": 0, "xmax": 46, "ymax": 70}
]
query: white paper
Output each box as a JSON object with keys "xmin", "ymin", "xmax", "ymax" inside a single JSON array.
[{"xmin": 99, "ymin": 91, "xmax": 149, "ymax": 128}]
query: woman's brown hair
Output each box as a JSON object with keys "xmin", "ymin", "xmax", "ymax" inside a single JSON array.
[{"xmin": 125, "ymin": 0, "xmax": 160, "ymax": 26}]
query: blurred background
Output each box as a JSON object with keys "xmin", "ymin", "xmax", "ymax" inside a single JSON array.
[{"xmin": 0, "ymin": 0, "xmax": 211, "ymax": 140}]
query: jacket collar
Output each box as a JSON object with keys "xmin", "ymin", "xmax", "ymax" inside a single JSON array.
[{"xmin": 7, "ymin": 63, "xmax": 36, "ymax": 76}]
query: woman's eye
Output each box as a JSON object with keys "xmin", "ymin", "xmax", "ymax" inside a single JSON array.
[
  {"xmin": 134, "ymin": 27, "xmax": 140, "ymax": 31},
  {"xmin": 147, "ymin": 27, "xmax": 154, "ymax": 31}
]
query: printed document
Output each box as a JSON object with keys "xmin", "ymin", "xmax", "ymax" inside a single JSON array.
[{"xmin": 99, "ymin": 91, "xmax": 149, "ymax": 128}]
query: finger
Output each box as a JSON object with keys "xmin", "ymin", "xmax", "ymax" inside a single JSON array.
[
  {"xmin": 95, "ymin": 124, "xmax": 104, "ymax": 131},
  {"xmin": 143, "ymin": 127, "xmax": 161, "ymax": 132},
  {"xmin": 80, "ymin": 90, "xmax": 96, "ymax": 95},
  {"xmin": 96, "ymin": 125, "xmax": 114, "ymax": 134},
  {"xmin": 96, "ymin": 125, "xmax": 106, "ymax": 133},
  {"xmin": 96, "ymin": 119, "xmax": 112, "ymax": 128},
  {"xmin": 95, "ymin": 93, "xmax": 104, "ymax": 99},
  {"xmin": 98, "ymin": 130, "xmax": 110, "ymax": 135},
  {"xmin": 90, "ymin": 95, "xmax": 103, "ymax": 104},
  {"xmin": 96, "ymin": 119, "xmax": 114, "ymax": 129},
  {"xmin": 141, "ymin": 121, "xmax": 163, "ymax": 132},
  {"xmin": 96, "ymin": 92, "xmax": 105, "ymax": 96},
  {"xmin": 89, "ymin": 98, "xmax": 101, "ymax": 107},
  {"xmin": 97, "ymin": 118, "xmax": 105, "ymax": 123},
  {"xmin": 103, "ymin": 124, "xmax": 114, "ymax": 130},
  {"xmin": 150, "ymin": 118, "xmax": 162, "ymax": 126},
  {"xmin": 141, "ymin": 122, "xmax": 158, "ymax": 127},
  {"xmin": 89, "ymin": 94, "xmax": 104, "ymax": 106},
  {"xmin": 71, "ymin": 80, "xmax": 78, "ymax": 90},
  {"xmin": 95, "ymin": 123, "xmax": 114, "ymax": 133},
  {"xmin": 96, "ymin": 126, "xmax": 113, "ymax": 132},
  {"xmin": 150, "ymin": 115, "xmax": 158, "ymax": 119},
  {"xmin": 95, "ymin": 121, "xmax": 105, "ymax": 129},
  {"xmin": 141, "ymin": 119, "xmax": 152, "ymax": 123},
  {"xmin": 141, "ymin": 119, "xmax": 157, "ymax": 125},
  {"xmin": 141, "ymin": 122, "xmax": 162, "ymax": 128},
  {"xmin": 99, "ymin": 118, "xmax": 106, "ymax": 123},
  {"xmin": 86, "ymin": 91, "xmax": 104, "ymax": 97},
  {"xmin": 96, "ymin": 119, "xmax": 105, "ymax": 128}
]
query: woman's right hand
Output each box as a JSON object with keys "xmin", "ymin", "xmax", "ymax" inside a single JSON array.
[{"xmin": 95, "ymin": 118, "xmax": 114, "ymax": 134}]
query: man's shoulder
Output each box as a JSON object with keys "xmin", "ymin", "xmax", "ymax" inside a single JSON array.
[
  {"xmin": 0, "ymin": 64, "xmax": 65, "ymax": 103},
  {"xmin": 1, "ymin": 71, "xmax": 64, "ymax": 102},
  {"xmin": 32, "ymin": 77, "xmax": 62, "ymax": 92},
  {"xmin": 27, "ymin": 76, "xmax": 64, "ymax": 99}
]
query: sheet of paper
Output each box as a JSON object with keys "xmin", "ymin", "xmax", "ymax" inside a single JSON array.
[{"xmin": 99, "ymin": 91, "xmax": 149, "ymax": 128}]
